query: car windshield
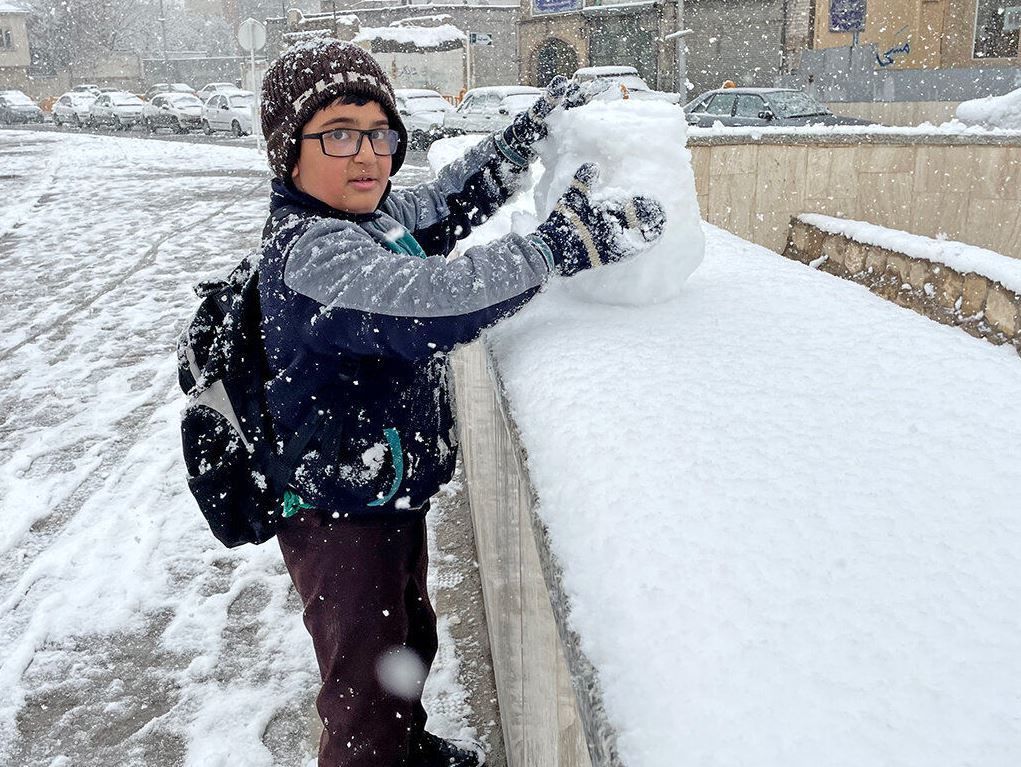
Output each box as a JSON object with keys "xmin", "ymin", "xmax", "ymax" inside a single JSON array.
[
  {"xmin": 229, "ymin": 94, "xmax": 255, "ymax": 107},
  {"xmin": 501, "ymin": 94, "xmax": 540, "ymax": 112},
  {"xmin": 598, "ymin": 75, "xmax": 650, "ymax": 92},
  {"xmin": 768, "ymin": 91, "xmax": 830, "ymax": 118},
  {"xmin": 169, "ymin": 95, "xmax": 202, "ymax": 107},
  {"xmin": 114, "ymin": 95, "xmax": 143, "ymax": 106},
  {"xmin": 4, "ymin": 93, "xmax": 34, "ymax": 106},
  {"xmin": 406, "ymin": 96, "xmax": 452, "ymax": 113}
]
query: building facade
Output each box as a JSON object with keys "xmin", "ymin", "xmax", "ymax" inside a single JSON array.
[
  {"xmin": 518, "ymin": 0, "xmax": 680, "ymax": 90},
  {"xmin": 813, "ymin": 0, "xmax": 1020, "ymax": 69},
  {"xmin": 296, "ymin": 1, "xmax": 520, "ymax": 88},
  {"xmin": 518, "ymin": 0, "xmax": 814, "ymax": 97},
  {"xmin": 0, "ymin": 1, "xmax": 30, "ymax": 92},
  {"xmin": 786, "ymin": 0, "xmax": 1021, "ymax": 104}
]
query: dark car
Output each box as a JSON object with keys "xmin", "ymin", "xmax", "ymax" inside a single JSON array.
[
  {"xmin": 683, "ymin": 88, "xmax": 875, "ymax": 128},
  {"xmin": 0, "ymin": 90, "xmax": 45, "ymax": 125}
]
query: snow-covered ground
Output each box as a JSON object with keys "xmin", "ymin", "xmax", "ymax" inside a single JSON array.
[
  {"xmin": 0, "ymin": 130, "xmax": 477, "ymax": 766},
  {"xmin": 431, "ymin": 116, "xmax": 1021, "ymax": 766}
]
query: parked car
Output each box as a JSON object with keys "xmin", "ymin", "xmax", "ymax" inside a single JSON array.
[
  {"xmin": 395, "ymin": 89, "xmax": 454, "ymax": 148},
  {"xmin": 144, "ymin": 83, "xmax": 196, "ymax": 101},
  {"xmin": 202, "ymin": 90, "xmax": 255, "ymax": 136},
  {"xmin": 52, "ymin": 92, "xmax": 97, "ymax": 127},
  {"xmin": 683, "ymin": 88, "xmax": 875, "ymax": 128},
  {"xmin": 0, "ymin": 90, "xmax": 44, "ymax": 124},
  {"xmin": 87, "ymin": 91, "xmax": 145, "ymax": 129},
  {"xmin": 572, "ymin": 65, "xmax": 681, "ymax": 104},
  {"xmin": 444, "ymin": 86, "xmax": 542, "ymax": 134},
  {"xmin": 196, "ymin": 82, "xmax": 242, "ymax": 101},
  {"xmin": 72, "ymin": 84, "xmax": 101, "ymax": 97},
  {"xmin": 143, "ymin": 93, "xmax": 205, "ymax": 133}
]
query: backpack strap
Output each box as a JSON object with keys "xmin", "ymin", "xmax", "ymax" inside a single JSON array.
[
  {"xmin": 264, "ymin": 356, "xmax": 362, "ymax": 493},
  {"xmin": 265, "ymin": 406, "xmax": 325, "ymax": 490}
]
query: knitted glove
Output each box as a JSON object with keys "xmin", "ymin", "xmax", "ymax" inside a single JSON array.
[
  {"xmin": 528, "ymin": 163, "xmax": 666, "ymax": 277},
  {"xmin": 498, "ymin": 76, "xmax": 609, "ymax": 162}
]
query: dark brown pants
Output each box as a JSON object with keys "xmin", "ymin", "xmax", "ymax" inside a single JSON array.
[{"xmin": 277, "ymin": 510, "xmax": 437, "ymax": 767}]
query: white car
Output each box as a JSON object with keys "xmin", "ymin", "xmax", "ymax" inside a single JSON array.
[
  {"xmin": 142, "ymin": 93, "xmax": 205, "ymax": 133},
  {"xmin": 443, "ymin": 86, "xmax": 542, "ymax": 134},
  {"xmin": 52, "ymin": 92, "xmax": 96, "ymax": 127},
  {"xmin": 395, "ymin": 89, "xmax": 454, "ymax": 148},
  {"xmin": 196, "ymin": 82, "xmax": 243, "ymax": 101},
  {"xmin": 573, "ymin": 66, "xmax": 681, "ymax": 104},
  {"xmin": 202, "ymin": 91, "xmax": 256, "ymax": 136},
  {"xmin": 88, "ymin": 91, "xmax": 145, "ymax": 129}
]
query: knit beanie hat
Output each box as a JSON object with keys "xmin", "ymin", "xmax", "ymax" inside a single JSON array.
[{"xmin": 261, "ymin": 38, "xmax": 407, "ymax": 180}]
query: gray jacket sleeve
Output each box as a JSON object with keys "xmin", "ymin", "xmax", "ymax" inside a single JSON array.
[
  {"xmin": 381, "ymin": 133, "xmax": 533, "ymax": 257},
  {"xmin": 281, "ymin": 217, "xmax": 554, "ymax": 360}
]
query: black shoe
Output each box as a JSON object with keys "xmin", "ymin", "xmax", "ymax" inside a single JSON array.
[{"xmin": 407, "ymin": 730, "xmax": 484, "ymax": 767}]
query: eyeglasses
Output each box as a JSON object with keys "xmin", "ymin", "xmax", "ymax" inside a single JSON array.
[{"xmin": 300, "ymin": 128, "xmax": 400, "ymax": 158}]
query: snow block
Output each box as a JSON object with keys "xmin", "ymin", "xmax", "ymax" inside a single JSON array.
[{"xmin": 534, "ymin": 100, "xmax": 705, "ymax": 306}]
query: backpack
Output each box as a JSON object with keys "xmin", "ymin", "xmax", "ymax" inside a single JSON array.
[{"xmin": 177, "ymin": 255, "xmax": 327, "ymax": 548}]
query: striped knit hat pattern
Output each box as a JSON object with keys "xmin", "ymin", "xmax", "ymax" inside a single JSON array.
[{"xmin": 261, "ymin": 38, "xmax": 407, "ymax": 180}]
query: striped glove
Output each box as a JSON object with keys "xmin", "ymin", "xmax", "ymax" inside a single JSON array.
[
  {"xmin": 528, "ymin": 163, "xmax": 666, "ymax": 277},
  {"xmin": 498, "ymin": 76, "xmax": 608, "ymax": 162}
]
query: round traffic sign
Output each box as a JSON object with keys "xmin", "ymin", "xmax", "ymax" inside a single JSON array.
[{"xmin": 238, "ymin": 18, "xmax": 266, "ymax": 52}]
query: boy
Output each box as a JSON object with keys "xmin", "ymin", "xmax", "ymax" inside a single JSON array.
[{"xmin": 258, "ymin": 39, "xmax": 664, "ymax": 767}]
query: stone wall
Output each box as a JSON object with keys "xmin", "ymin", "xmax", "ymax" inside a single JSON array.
[
  {"xmin": 688, "ymin": 133, "xmax": 1021, "ymax": 261},
  {"xmin": 784, "ymin": 217, "xmax": 1021, "ymax": 354},
  {"xmin": 827, "ymin": 100, "xmax": 961, "ymax": 126}
]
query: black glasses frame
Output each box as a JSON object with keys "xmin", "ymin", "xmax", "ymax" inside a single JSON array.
[{"xmin": 300, "ymin": 128, "xmax": 400, "ymax": 158}]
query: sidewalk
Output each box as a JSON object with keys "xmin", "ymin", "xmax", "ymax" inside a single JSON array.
[{"xmin": 0, "ymin": 130, "xmax": 501, "ymax": 767}]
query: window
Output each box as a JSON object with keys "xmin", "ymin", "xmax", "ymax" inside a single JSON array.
[
  {"xmin": 688, "ymin": 97, "xmax": 712, "ymax": 113},
  {"xmin": 974, "ymin": 0, "xmax": 1020, "ymax": 58},
  {"xmin": 706, "ymin": 94, "xmax": 737, "ymax": 116},
  {"xmin": 735, "ymin": 94, "xmax": 766, "ymax": 117},
  {"xmin": 0, "ymin": 29, "xmax": 13, "ymax": 49}
]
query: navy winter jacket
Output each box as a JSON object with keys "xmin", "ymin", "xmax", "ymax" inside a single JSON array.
[{"xmin": 259, "ymin": 135, "xmax": 554, "ymax": 515}]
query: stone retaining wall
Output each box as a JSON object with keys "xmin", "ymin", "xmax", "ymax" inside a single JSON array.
[
  {"xmin": 687, "ymin": 133, "xmax": 1021, "ymax": 261},
  {"xmin": 784, "ymin": 218, "xmax": 1021, "ymax": 355}
]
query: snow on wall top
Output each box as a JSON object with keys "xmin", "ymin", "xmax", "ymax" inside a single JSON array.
[
  {"xmin": 800, "ymin": 213, "xmax": 1021, "ymax": 294},
  {"xmin": 353, "ymin": 23, "xmax": 466, "ymax": 47},
  {"xmin": 427, "ymin": 130, "xmax": 1021, "ymax": 767},
  {"xmin": 956, "ymin": 86, "xmax": 1021, "ymax": 131},
  {"xmin": 0, "ymin": 1, "xmax": 26, "ymax": 12}
]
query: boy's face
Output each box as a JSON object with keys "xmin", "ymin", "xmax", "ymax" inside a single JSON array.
[{"xmin": 292, "ymin": 99, "xmax": 393, "ymax": 214}]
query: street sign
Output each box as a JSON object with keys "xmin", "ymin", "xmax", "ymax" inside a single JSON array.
[
  {"xmin": 532, "ymin": 0, "xmax": 583, "ymax": 16},
  {"xmin": 237, "ymin": 17, "xmax": 266, "ymax": 52},
  {"xmin": 829, "ymin": 0, "xmax": 867, "ymax": 33},
  {"xmin": 469, "ymin": 32, "xmax": 493, "ymax": 46}
]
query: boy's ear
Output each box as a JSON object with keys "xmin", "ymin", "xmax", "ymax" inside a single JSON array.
[{"xmin": 291, "ymin": 162, "xmax": 301, "ymax": 185}]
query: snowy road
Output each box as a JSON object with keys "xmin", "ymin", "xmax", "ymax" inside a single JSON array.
[{"xmin": 0, "ymin": 131, "xmax": 474, "ymax": 767}]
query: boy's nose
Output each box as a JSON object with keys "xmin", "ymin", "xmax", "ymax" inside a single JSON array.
[{"xmin": 353, "ymin": 134, "xmax": 378, "ymax": 163}]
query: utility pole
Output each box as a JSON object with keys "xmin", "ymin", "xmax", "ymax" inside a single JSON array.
[{"xmin": 158, "ymin": 0, "xmax": 169, "ymax": 75}]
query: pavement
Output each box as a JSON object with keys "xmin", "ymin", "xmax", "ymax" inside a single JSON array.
[{"xmin": 0, "ymin": 129, "xmax": 503, "ymax": 767}]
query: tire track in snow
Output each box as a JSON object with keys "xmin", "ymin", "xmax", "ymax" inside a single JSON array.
[
  {"xmin": 0, "ymin": 177, "xmax": 266, "ymax": 364},
  {"xmin": 0, "ymin": 153, "xmax": 62, "ymax": 243}
]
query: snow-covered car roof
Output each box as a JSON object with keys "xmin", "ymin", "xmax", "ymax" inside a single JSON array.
[
  {"xmin": 574, "ymin": 65, "xmax": 640, "ymax": 79},
  {"xmin": 59, "ymin": 91, "xmax": 96, "ymax": 101},
  {"xmin": 396, "ymin": 88, "xmax": 446, "ymax": 99},
  {"xmin": 464, "ymin": 86, "xmax": 542, "ymax": 98}
]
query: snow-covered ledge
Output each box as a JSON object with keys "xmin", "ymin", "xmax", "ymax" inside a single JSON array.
[{"xmin": 784, "ymin": 214, "xmax": 1021, "ymax": 354}]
